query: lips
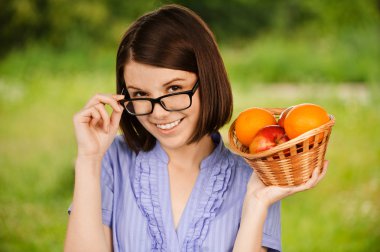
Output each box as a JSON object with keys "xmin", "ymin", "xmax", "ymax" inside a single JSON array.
[{"xmin": 155, "ymin": 119, "xmax": 182, "ymax": 130}]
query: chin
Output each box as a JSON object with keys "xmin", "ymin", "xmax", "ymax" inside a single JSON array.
[{"xmin": 155, "ymin": 132, "xmax": 193, "ymax": 151}]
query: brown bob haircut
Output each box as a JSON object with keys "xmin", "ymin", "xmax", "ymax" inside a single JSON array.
[{"xmin": 116, "ymin": 4, "xmax": 233, "ymax": 152}]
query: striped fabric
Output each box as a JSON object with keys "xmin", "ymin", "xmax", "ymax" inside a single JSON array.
[{"xmin": 71, "ymin": 132, "xmax": 282, "ymax": 251}]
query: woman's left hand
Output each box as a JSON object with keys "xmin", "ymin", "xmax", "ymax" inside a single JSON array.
[{"xmin": 245, "ymin": 160, "xmax": 329, "ymax": 209}]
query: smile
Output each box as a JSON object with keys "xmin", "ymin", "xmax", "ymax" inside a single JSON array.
[{"xmin": 156, "ymin": 119, "xmax": 182, "ymax": 130}]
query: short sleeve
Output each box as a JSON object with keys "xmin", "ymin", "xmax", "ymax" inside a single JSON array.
[
  {"xmin": 100, "ymin": 149, "xmax": 114, "ymax": 227},
  {"xmin": 262, "ymin": 201, "xmax": 282, "ymax": 251}
]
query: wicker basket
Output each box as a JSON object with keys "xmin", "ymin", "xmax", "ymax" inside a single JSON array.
[{"xmin": 228, "ymin": 108, "xmax": 335, "ymax": 186}]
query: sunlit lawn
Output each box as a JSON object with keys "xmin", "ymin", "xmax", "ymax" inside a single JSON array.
[{"xmin": 0, "ymin": 47, "xmax": 379, "ymax": 251}]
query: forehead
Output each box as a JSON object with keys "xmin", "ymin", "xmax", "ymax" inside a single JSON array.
[{"xmin": 123, "ymin": 61, "xmax": 196, "ymax": 88}]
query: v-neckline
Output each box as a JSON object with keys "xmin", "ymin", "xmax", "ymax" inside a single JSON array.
[
  {"xmin": 160, "ymin": 162, "xmax": 209, "ymax": 247},
  {"xmin": 133, "ymin": 133, "xmax": 231, "ymax": 250}
]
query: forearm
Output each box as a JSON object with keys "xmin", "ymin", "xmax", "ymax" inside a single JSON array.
[
  {"xmin": 64, "ymin": 157, "xmax": 110, "ymax": 252},
  {"xmin": 233, "ymin": 197, "xmax": 269, "ymax": 252}
]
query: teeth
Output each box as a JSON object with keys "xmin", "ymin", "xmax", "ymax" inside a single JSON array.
[{"xmin": 156, "ymin": 119, "xmax": 181, "ymax": 130}]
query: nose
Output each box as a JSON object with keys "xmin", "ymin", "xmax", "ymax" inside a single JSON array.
[{"xmin": 150, "ymin": 102, "xmax": 171, "ymax": 119}]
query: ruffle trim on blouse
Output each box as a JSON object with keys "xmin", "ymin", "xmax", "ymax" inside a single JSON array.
[
  {"xmin": 133, "ymin": 150, "xmax": 167, "ymax": 251},
  {"xmin": 182, "ymin": 147, "xmax": 234, "ymax": 251},
  {"xmin": 132, "ymin": 133, "xmax": 234, "ymax": 251}
]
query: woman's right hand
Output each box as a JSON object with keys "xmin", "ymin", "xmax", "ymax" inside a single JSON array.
[{"xmin": 73, "ymin": 93, "xmax": 125, "ymax": 161}]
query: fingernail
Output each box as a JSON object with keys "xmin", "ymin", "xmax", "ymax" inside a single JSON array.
[{"xmin": 112, "ymin": 94, "xmax": 123, "ymax": 100}]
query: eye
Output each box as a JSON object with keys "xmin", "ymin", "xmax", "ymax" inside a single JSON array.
[
  {"xmin": 168, "ymin": 85, "xmax": 182, "ymax": 93},
  {"xmin": 131, "ymin": 91, "xmax": 148, "ymax": 98}
]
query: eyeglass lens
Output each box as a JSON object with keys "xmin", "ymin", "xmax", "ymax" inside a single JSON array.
[{"xmin": 123, "ymin": 93, "xmax": 191, "ymax": 115}]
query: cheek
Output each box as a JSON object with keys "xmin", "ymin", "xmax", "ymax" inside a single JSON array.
[
  {"xmin": 136, "ymin": 116, "xmax": 149, "ymax": 128},
  {"xmin": 190, "ymin": 93, "xmax": 201, "ymax": 113}
]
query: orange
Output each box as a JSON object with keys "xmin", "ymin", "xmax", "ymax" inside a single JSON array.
[
  {"xmin": 284, "ymin": 103, "xmax": 330, "ymax": 139},
  {"xmin": 235, "ymin": 107, "xmax": 277, "ymax": 147}
]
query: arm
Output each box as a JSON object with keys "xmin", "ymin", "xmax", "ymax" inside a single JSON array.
[
  {"xmin": 64, "ymin": 94, "xmax": 124, "ymax": 252},
  {"xmin": 233, "ymin": 198, "xmax": 269, "ymax": 252},
  {"xmin": 233, "ymin": 161, "xmax": 329, "ymax": 252},
  {"xmin": 104, "ymin": 226, "xmax": 113, "ymax": 251},
  {"xmin": 64, "ymin": 157, "xmax": 110, "ymax": 252}
]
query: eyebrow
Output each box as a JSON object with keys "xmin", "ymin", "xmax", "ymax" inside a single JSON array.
[{"xmin": 126, "ymin": 77, "xmax": 187, "ymax": 90}]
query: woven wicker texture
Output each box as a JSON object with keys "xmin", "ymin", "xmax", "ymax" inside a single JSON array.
[{"xmin": 228, "ymin": 108, "xmax": 335, "ymax": 186}]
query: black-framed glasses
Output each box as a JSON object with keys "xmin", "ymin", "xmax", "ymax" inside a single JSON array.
[{"xmin": 119, "ymin": 80, "xmax": 199, "ymax": 116}]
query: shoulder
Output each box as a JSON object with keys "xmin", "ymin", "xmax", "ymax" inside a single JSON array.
[
  {"xmin": 210, "ymin": 132, "xmax": 253, "ymax": 185},
  {"xmin": 225, "ymin": 146, "xmax": 253, "ymax": 179},
  {"xmin": 214, "ymin": 142, "xmax": 253, "ymax": 198},
  {"xmin": 102, "ymin": 134, "xmax": 135, "ymax": 171},
  {"xmin": 212, "ymin": 132, "xmax": 253, "ymax": 178},
  {"xmin": 108, "ymin": 134, "xmax": 131, "ymax": 154},
  {"xmin": 107, "ymin": 135, "xmax": 133, "ymax": 157}
]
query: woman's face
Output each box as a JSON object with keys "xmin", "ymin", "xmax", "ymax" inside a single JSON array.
[{"xmin": 123, "ymin": 61, "xmax": 200, "ymax": 151}]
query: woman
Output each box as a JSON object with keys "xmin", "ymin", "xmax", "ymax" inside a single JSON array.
[{"xmin": 64, "ymin": 4, "xmax": 327, "ymax": 252}]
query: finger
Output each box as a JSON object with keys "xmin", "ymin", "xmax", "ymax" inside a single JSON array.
[
  {"xmin": 279, "ymin": 161, "xmax": 328, "ymax": 195},
  {"xmin": 74, "ymin": 107, "xmax": 100, "ymax": 124},
  {"xmin": 109, "ymin": 104, "xmax": 124, "ymax": 132},
  {"xmin": 112, "ymin": 94, "xmax": 125, "ymax": 100},
  {"xmin": 309, "ymin": 167, "xmax": 321, "ymax": 186},
  {"xmin": 303, "ymin": 162, "xmax": 328, "ymax": 189},
  {"xmin": 292, "ymin": 167, "xmax": 320, "ymax": 193},
  {"xmin": 85, "ymin": 94, "xmax": 123, "ymax": 112},
  {"xmin": 89, "ymin": 107, "xmax": 102, "ymax": 128},
  {"xmin": 316, "ymin": 160, "xmax": 329, "ymax": 184},
  {"xmin": 94, "ymin": 104, "xmax": 111, "ymax": 133}
]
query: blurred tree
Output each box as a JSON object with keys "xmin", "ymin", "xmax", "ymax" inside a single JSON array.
[
  {"xmin": 0, "ymin": 0, "xmax": 110, "ymax": 54},
  {"xmin": 169, "ymin": 0, "xmax": 379, "ymax": 41},
  {"xmin": 0, "ymin": 0, "xmax": 166, "ymax": 56},
  {"xmin": 0, "ymin": 0, "xmax": 46, "ymax": 53},
  {"xmin": 166, "ymin": 0, "xmax": 316, "ymax": 40},
  {"xmin": 0, "ymin": 0, "xmax": 378, "ymax": 55}
]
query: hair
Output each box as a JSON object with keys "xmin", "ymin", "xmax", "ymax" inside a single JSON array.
[{"xmin": 116, "ymin": 4, "xmax": 233, "ymax": 152}]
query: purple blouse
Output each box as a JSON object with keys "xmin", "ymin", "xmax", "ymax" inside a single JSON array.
[{"xmin": 73, "ymin": 132, "xmax": 282, "ymax": 251}]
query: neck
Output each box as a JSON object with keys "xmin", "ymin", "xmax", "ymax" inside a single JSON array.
[{"xmin": 162, "ymin": 135, "xmax": 215, "ymax": 172}]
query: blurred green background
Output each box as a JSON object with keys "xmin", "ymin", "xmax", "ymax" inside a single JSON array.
[{"xmin": 0, "ymin": 0, "xmax": 379, "ymax": 251}]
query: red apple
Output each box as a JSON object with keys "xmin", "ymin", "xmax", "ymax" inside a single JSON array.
[
  {"xmin": 278, "ymin": 106, "xmax": 294, "ymax": 128},
  {"xmin": 249, "ymin": 125, "xmax": 289, "ymax": 153}
]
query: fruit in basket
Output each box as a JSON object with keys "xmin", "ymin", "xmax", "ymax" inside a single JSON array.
[
  {"xmin": 235, "ymin": 107, "xmax": 277, "ymax": 147},
  {"xmin": 284, "ymin": 103, "xmax": 330, "ymax": 139},
  {"xmin": 278, "ymin": 106, "xmax": 294, "ymax": 128},
  {"xmin": 249, "ymin": 125, "xmax": 289, "ymax": 153}
]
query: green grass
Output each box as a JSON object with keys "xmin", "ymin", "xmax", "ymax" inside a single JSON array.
[
  {"xmin": 1, "ymin": 43, "xmax": 379, "ymax": 251},
  {"xmin": 222, "ymin": 27, "xmax": 380, "ymax": 85}
]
